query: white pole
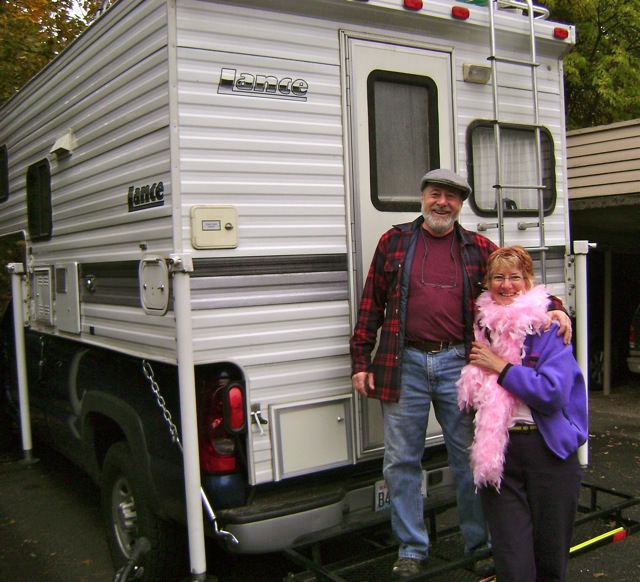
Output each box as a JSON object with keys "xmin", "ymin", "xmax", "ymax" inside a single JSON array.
[
  {"xmin": 573, "ymin": 241, "xmax": 595, "ymax": 467},
  {"xmin": 170, "ymin": 254, "xmax": 208, "ymax": 580},
  {"xmin": 7, "ymin": 263, "xmax": 37, "ymax": 464}
]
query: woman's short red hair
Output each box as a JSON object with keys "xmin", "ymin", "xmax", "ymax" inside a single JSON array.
[{"xmin": 483, "ymin": 245, "xmax": 536, "ymax": 289}]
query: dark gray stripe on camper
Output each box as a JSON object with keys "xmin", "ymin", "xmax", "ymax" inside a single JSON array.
[
  {"xmin": 190, "ymin": 254, "xmax": 349, "ymax": 310},
  {"xmin": 78, "ymin": 254, "xmax": 348, "ymax": 309},
  {"xmin": 80, "ymin": 261, "xmax": 144, "ymax": 307},
  {"xmin": 191, "ymin": 254, "xmax": 348, "ymax": 277}
]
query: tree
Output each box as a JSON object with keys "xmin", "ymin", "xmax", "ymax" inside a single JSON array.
[
  {"xmin": 0, "ymin": 1, "xmax": 101, "ymax": 106},
  {"xmin": 546, "ymin": 0, "xmax": 640, "ymax": 130}
]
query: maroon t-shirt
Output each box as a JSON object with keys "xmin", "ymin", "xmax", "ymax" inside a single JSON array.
[{"xmin": 405, "ymin": 228, "xmax": 464, "ymax": 342}]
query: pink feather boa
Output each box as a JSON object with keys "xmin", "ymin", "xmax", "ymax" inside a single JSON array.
[{"xmin": 457, "ymin": 284, "xmax": 551, "ymax": 490}]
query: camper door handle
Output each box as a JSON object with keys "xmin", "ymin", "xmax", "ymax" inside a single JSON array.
[
  {"xmin": 337, "ymin": 417, "xmax": 344, "ymax": 423},
  {"xmin": 84, "ymin": 275, "xmax": 96, "ymax": 292},
  {"xmin": 252, "ymin": 411, "xmax": 268, "ymax": 425},
  {"xmin": 250, "ymin": 408, "xmax": 268, "ymax": 435}
]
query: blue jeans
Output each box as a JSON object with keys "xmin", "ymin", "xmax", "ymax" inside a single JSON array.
[{"xmin": 382, "ymin": 344, "xmax": 488, "ymax": 560}]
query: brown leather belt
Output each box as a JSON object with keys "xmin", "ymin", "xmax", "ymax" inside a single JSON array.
[
  {"xmin": 405, "ymin": 340, "xmax": 463, "ymax": 353},
  {"xmin": 509, "ymin": 423, "xmax": 538, "ymax": 433}
]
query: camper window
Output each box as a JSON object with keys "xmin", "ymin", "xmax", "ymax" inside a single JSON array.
[
  {"xmin": 26, "ymin": 159, "xmax": 52, "ymax": 241},
  {"xmin": 466, "ymin": 122, "xmax": 556, "ymax": 217},
  {"xmin": 367, "ymin": 70, "xmax": 440, "ymax": 212},
  {"xmin": 0, "ymin": 145, "xmax": 8, "ymax": 203}
]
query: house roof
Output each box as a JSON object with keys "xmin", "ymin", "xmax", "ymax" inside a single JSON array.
[{"xmin": 568, "ymin": 119, "xmax": 640, "ymax": 253}]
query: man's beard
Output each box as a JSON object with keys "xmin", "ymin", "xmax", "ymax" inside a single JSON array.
[{"xmin": 422, "ymin": 207, "xmax": 459, "ymax": 234}]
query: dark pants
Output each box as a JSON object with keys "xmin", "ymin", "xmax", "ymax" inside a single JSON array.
[{"xmin": 479, "ymin": 430, "xmax": 582, "ymax": 582}]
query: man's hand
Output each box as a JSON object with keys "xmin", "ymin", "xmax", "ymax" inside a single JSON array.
[
  {"xmin": 352, "ymin": 371, "xmax": 375, "ymax": 397},
  {"xmin": 548, "ymin": 310, "xmax": 572, "ymax": 345}
]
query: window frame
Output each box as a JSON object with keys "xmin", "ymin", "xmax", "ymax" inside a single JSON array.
[
  {"xmin": 466, "ymin": 120, "xmax": 557, "ymax": 218},
  {"xmin": 367, "ymin": 69, "xmax": 440, "ymax": 212},
  {"xmin": 26, "ymin": 158, "xmax": 52, "ymax": 241},
  {"xmin": 0, "ymin": 145, "xmax": 8, "ymax": 203}
]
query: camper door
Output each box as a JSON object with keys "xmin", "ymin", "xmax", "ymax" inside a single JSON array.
[{"xmin": 344, "ymin": 36, "xmax": 455, "ymax": 457}]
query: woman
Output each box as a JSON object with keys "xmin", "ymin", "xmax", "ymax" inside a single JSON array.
[{"xmin": 457, "ymin": 246, "xmax": 588, "ymax": 582}]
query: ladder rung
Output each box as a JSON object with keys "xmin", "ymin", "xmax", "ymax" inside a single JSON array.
[
  {"xmin": 494, "ymin": 184, "xmax": 546, "ymax": 190},
  {"xmin": 489, "ymin": 55, "xmax": 540, "ymax": 68}
]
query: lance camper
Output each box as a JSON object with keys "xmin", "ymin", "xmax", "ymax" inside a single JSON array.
[{"xmin": 0, "ymin": 0, "xmax": 578, "ymax": 578}]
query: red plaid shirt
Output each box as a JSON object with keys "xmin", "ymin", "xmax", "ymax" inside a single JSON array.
[{"xmin": 350, "ymin": 217, "xmax": 497, "ymax": 402}]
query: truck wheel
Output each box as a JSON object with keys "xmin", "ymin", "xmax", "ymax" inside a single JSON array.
[{"xmin": 101, "ymin": 442, "xmax": 187, "ymax": 580}]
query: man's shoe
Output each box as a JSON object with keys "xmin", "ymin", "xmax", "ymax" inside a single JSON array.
[
  {"xmin": 472, "ymin": 556, "xmax": 495, "ymax": 578},
  {"xmin": 392, "ymin": 557, "xmax": 422, "ymax": 579}
]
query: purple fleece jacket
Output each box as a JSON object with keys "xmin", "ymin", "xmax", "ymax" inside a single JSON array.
[{"xmin": 497, "ymin": 323, "xmax": 588, "ymax": 460}]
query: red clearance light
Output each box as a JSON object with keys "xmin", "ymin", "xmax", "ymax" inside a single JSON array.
[
  {"xmin": 452, "ymin": 6, "xmax": 470, "ymax": 20},
  {"xmin": 554, "ymin": 27, "xmax": 569, "ymax": 40},
  {"xmin": 403, "ymin": 0, "xmax": 423, "ymax": 10}
]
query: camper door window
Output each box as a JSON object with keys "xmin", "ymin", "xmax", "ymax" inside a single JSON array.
[{"xmin": 367, "ymin": 70, "xmax": 440, "ymax": 212}]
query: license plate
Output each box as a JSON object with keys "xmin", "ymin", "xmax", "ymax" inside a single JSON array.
[{"xmin": 375, "ymin": 471, "xmax": 428, "ymax": 512}]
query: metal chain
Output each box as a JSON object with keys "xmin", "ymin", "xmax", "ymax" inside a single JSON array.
[
  {"xmin": 140, "ymin": 359, "xmax": 239, "ymax": 544},
  {"xmin": 142, "ymin": 360, "xmax": 182, "ymax": 450}
]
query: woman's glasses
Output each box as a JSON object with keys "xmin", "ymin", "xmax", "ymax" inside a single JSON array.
[{"xmin": 491, "ymin": 275, "xmax": 524, "ymax": 283}]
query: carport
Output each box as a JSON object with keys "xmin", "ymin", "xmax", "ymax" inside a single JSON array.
[{"xmin": 568, "ymin": 119, "xmax": 640, "ymax": 395}]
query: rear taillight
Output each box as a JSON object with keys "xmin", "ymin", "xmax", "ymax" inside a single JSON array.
[
  {"xmin": 224, "ymin": 384, "xmax": 246, "ymax": 433},
  {"xmin": 630, "ymin": 323, "xmax": 637, "ymax": 349},
  {"xmin": 198, "ymin": 373, "xmax": 246, "ymax": 474}
]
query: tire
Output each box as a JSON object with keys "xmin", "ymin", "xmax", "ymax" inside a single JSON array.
[{"xmin": 101, "ymin": 442, "xmax": 187, "ymax": 581}]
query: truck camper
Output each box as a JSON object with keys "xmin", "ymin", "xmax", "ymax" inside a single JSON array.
[{"xmin": 0, "ymin": 0, "xmax": 578, "ymax": 578}]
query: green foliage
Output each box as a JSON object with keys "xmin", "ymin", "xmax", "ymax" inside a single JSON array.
[
  {"xmin": 0, "ymin": 0, "xmax": 101, "ymax": 106},
  {"xmin": 546, "ymin": 0, "xmax": 640, "ymax": 129}
]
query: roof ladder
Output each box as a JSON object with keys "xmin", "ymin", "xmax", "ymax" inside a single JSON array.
[{"xmin": 480, "ymin": 0, "xmax": 550, "ymax": 282}]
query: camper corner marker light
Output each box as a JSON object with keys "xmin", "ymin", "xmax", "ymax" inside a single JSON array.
[
  {"xmin": 403, "ymin": 0, "xmax": 423, "ymax": 10},
  {"xmin": 452, "ymin": 6, "xmax": 470, "ymax": 20}
]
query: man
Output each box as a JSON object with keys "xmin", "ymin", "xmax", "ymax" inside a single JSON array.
[{"xmin": 349, "ymin": 169, "xmax": 570, "ymax": 579}]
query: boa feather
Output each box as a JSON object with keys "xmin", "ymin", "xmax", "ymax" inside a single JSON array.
[{"xmin": 457, "ymin": 284, "xmax": 551, "ymax": 490}]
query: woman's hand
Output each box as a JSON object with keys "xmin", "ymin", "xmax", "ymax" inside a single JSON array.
[{"xmin": 469, "ymin": 341, "xmax": 509, "ymax": 374}]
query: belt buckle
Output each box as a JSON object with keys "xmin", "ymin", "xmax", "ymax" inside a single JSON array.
[{"xmin": 430, "ymin": 341, "xmax": 445, "ymax": 353}]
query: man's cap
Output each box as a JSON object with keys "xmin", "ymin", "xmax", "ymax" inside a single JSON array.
[{"xmin": 419, "ymin": 169, "xmax": 472, "ymax": 200}]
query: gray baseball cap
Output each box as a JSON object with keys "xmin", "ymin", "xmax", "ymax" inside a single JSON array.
[{"xmin": 419, "ymin": 168, "xmax": 472, "ymax": 200}]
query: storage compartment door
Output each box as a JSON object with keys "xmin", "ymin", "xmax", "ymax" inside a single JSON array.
[{"xmin": 270, "ymin": 396, "xmax": 353, "ymax": 480}]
